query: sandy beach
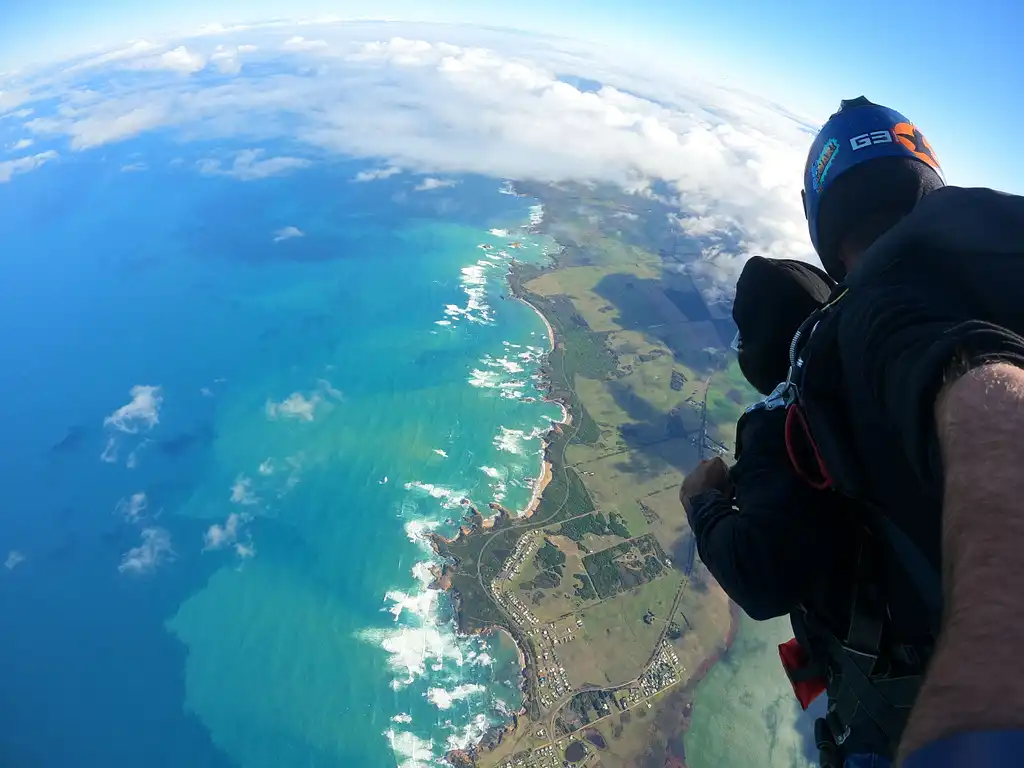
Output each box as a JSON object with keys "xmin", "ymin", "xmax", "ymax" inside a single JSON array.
[{"xmin": 514, "ymin": 288, "xmax": 572, "ymax": 520}]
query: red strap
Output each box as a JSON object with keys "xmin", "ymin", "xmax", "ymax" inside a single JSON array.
[
  {"xmin": 779, "ymin": 638, "xmax": 827, "ymax": 710},
  {"xmin": 785, "ymin": 404, "xmax": 833, "ymax": 490}
]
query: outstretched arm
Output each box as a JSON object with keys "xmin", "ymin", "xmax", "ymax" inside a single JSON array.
[
  {"xmin": 899, "ymin": 363, "xmax": 1024, "ymax": 763},
  {"xmin": 836, "ymin": 281, "xmax": 1024, "ymax": 763}
]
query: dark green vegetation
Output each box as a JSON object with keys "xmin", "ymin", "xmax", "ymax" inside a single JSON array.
[
  {"xmin": 521, "ymin": 569, "xmax": 562, "ymax": 590},
  {"xmin": 558, "ymin": 689, "xmax": 617, "ymax": 735},
  {"xmin": 582, "ymin": 534, "xmax": 669, "ymax": 600},
  {"xmin": 535, "ymin": 539, "xmax": 566, "ymax": 570},
  {"xmin": 573, "ymin": 573, "xmax": 598, "ymax": 601},
  {"xmin": 555, "ymin": 511, "xmax": 630, "ymax": 542}
]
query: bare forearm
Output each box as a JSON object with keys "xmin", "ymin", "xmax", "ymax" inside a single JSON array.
[{"xmin": 900, "ymin": 363, "xmax": 1024, "ymax": 761}]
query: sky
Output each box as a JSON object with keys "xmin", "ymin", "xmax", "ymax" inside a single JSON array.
[{"xmin": 3, "ymin": 0, "xmax": 1022, "ymax": 192}]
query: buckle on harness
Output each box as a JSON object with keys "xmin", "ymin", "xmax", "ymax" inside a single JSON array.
[{"xmin": 745, "ymin": 379, "xmax": 798, "ymax": 414}]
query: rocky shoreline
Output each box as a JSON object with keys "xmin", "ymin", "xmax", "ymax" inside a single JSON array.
[{"xmin": 423, "ymin": 254, "xmax": 569, "ymax": 766}]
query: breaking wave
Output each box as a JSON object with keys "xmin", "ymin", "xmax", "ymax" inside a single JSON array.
[
  {"xmin": 426, "ymin": 683, "xmax": 487, "ymax": 711},
  {"xmin": 493, "ymin": 424, "xmax": 547, "ymax": 456}
]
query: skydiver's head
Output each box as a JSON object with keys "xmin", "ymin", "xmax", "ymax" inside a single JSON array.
[
  {"xmin": 732, "ymin": 256, "xmax": 836, "ymax": 396},
  {"xmin": 802, "ymin": 96, "xmax": 946, "ymax": 281}
]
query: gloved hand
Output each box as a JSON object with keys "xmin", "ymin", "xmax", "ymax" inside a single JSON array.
[{"xmin": 679, "ymin": 457, "xmax": 732, "ymax": 514}]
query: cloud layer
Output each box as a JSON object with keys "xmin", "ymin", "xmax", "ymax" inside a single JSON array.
[{"xmin": 1, "ymin": 22, "xmax": 823, "ymax": 295}]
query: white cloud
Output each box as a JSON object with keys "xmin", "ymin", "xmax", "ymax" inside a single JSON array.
[
  {"xmin": 0, "ymin": 90, "xmax": 32, "ymax": 117},
  {"xmin": 28, "ymin": 105, "xmax": 169, "ymax": 150},
  {"xmin": 258, "ymin": 458, "xmax": 275, "ymax": 475},
  {"xmin": 230, "ymin": 475, "xmax": 259, "ymax": 505},
  {"xmin": 283, "ymin": 36, "xmax": 329, "ymax": 52},
  {"xmin": 204, "ymin": 512, "xmax": 242, "ymax": 549},
  {"xmin": 354, "ymin": 166, "xmax": 402, "ymax": 182},
  {"xmin": 125, "ymin": 438, "xmax": 151, "ymax": 469},
  {"xmin": 100, "ymin": 436, "xmax": 118, "ymax": 463},
  {"xmin": 0, "ymin": 150, "xmax": 57, "ymax": 182},
  {"xmin": 2, "ymin": 106, "xmax": 34, "ymax": 120},
  {"xmin": 67, "ymin": 40, "xmax": 160, "ymax": 72},
  {"xmin": 104, "ymin": 385, "xmax": 162, "ymax": 433},
  {"xmin": 414, "ymin": 177, "xmax": 457, "ymax": 192},
  {"xmin": 121, "ymin": 161, "xmax": 147, "ymax": 172},
  {"xmin": 209, "ymin": 44, "xmax": 257, "ymax": 75},
  {"xmin": 265, "ymin": 391, "xmax": 320, "ymax": 421},
  {"xmin": 118, "ymin": 527, "xmax": 174, "ymax": 574},
  {"xmin": 5, "ymin": 551, "xmax": 25, "ymax": 570},
  {"xmin": 273, "ymin": 225, "xmax": 304, "ymax": 242},
  {"xmin": 234, "ymin": 540, "xmax": 256, "ymax": 559},
  {"xmin": 11, "ymin": 138, "xmax": 33, "ymax": 150},
  {"xmin": 204, "ymin": 511, "xmax": 256, "ymax": 561},
  {"xmin": 81, "ymin": 45, "xmax": 208, "ymax": 75},
  {"xmin": 152, "ymin": 47, "xmax": 207, "ymax": 74},
  {"xmin": 194, "ymin": 22, "xmax": 260, "ymax": 37},
  {"xmin": 317, "ymin": 379, "xmax": 343, "ymax": 400},
  {"xmin": 198, "ymin": 149, "xmax": 311, "ymax": 180},
  {"xmin": 115, "ymin": 491, "xmax": 148, "ymax": 522}
]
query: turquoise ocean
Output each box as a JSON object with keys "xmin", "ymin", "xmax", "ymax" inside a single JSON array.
[{"xmin": 0, "ymin": 142, "xmax": 563, "ymax": 767}]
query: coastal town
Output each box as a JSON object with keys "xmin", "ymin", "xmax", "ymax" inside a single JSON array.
[{"xmin": 490, "ymin": 640, "xmax": 688, "ymax": 767}]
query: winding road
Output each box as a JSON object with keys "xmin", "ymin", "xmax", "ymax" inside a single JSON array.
[{"xmin": 684, "ymin": 375, "xmax": 713, "ymax": 575}]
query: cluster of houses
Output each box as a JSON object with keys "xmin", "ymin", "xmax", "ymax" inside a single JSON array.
[
  {"xmin": 619, "ymin": 642, "xmax": 682, "ymax": 709},
  {"xmin": 496, "ymin": 743, "xmax": 561, "ymax": 768},
  {"xmin": 493, "ymin": 581, "xmax": 540, "ymax": 626},
  {"xmin": 501, "ymin": 530, "xmax": 542, "ymax": 581}
]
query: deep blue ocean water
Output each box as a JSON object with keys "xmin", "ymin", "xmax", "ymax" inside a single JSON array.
[{"xmin": 0, "ymin": 142, "xmax": 560, "ymax": 767}]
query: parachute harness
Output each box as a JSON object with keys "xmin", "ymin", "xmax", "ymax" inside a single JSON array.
[{"xmin": 747, "ymin": 289, "xmax": 849, "ymax": 489}]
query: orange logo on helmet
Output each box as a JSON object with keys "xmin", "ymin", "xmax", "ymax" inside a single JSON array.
[{"xmin": 893, "ymin": 122, "xmax": 941, "ymax": 173}]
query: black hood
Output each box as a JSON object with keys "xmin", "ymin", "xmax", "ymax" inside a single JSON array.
[{"xmin": 732, "ymin": 256, "xmax": 836, "ymax": 395}]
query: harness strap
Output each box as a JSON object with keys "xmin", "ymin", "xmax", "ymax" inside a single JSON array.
[
  {"xmin": 787, "ymin": 288, "xmax": 944, "ymax": 636},
  {"xmin": 802, "ymin": 528, "xmax": 923, "ymax": 748},
  {"xmin": 843, "ymin": 530, "xmax": 884, "ymax": 667},
  {"xmin": 862, "ymin": 503, "xmax": 944, "ymax": 638},
  {"xmin": 824, "ymin": 628, "xmax": 918, "ymax": 748}
]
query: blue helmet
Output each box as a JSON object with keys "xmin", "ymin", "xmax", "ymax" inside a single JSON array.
[{"xmin": 802, "ymin": 97, "xmax": 944, "ymax": 272}]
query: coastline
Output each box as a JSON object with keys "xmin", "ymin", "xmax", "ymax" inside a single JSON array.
[
  {"xmin": 433, "ymin": 196, "xmax": 742, "ymax": 767},
  {"xmin": 509, "ymin": 258, "xmax": 571, "ymax": 520},
  {"xmin": 433, "ymin": 224, "xmax": 572, "ymax": 765}
]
